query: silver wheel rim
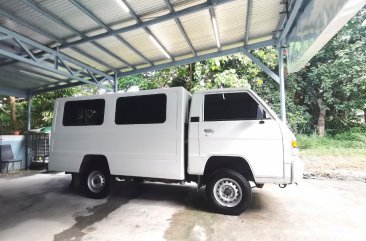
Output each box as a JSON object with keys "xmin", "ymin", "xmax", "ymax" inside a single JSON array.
[
  {"xmin": 213, "ymin": 178, "xmax": 242, "ymax": 207},
  {"xmin": 87, "ymin": 171, "xmax": 106, "ymax": 193}
]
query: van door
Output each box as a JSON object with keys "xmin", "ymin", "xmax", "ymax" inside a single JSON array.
[{"xmin": 198, "ymin": 92, "xmax": 284, "ymax": 178}]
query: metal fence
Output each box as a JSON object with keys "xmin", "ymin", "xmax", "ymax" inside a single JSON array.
[{"xmin": 27, "ymin": 133, "xmax": 49, "ymax": 168}]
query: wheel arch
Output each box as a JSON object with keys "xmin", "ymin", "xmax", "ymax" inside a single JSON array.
[
  {"xmin": 79, "ymin": 154, "xmax": 110, "ymax": 176},
  {"xmin": 203, "ymin": 155, "xmax": 255, "ymax": 183}
]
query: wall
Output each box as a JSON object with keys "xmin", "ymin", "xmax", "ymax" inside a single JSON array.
[{"xmin": 0, "ymin": 135, "xmax": 26, "ymax": 173}]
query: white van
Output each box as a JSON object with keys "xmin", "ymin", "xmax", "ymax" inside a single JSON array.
[{"xmin": 49, "ymin": 87, "xmax": 303, "ymax": 215}]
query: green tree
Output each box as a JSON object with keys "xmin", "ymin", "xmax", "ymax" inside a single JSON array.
[
  {"xmin": 0, "ymin": 86, "xmax": 98, "ymax": 134},
  {"xmin": 287, "ymin": 8, "xmax": 366, "ymax": 136}
]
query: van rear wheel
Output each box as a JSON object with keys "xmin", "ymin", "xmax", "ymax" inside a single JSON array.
[
  {"xmin": 81, "ymin": 166, "xmax": 111, "ymax": 199},
  {"xmin": 206, "ymin": 169, "xmax": 252, "ymax": 215}
]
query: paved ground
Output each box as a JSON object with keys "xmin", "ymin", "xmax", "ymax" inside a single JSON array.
[{"xmin": 0, "ymin": 173, "xmax": 365, "ymax": 241}]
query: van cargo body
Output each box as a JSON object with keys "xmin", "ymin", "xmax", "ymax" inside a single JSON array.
[
  {"xmin": 49, "ymin": 87, "xmax": 303, "ymax": 215},
  {"xmin": 50, "ymin": 87, "xmax": 190, "ymax": 180}
]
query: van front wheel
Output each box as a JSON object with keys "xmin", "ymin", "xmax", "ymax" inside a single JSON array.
[
  {"xmin": 206, "ymin": 169, "xmax": 252, "ymax": 215},
  {"xmin": 82, "ymin": 166, "xmax": 111, "ymax": 199}
]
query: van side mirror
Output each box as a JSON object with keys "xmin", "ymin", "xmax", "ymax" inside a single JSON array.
[
  {"xmin": 256, "ymin": 107, "xmax": 266, "ymax": 120},
  {"xmin": 262, "ymin": 110, "xmax": 267, "ymax": 119}
]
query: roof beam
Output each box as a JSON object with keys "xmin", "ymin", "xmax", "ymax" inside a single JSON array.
[
  {"xmin": 0, "ymin": 25, "xmax": 113, "ymax": 91},
  {"xmin": 17, "ymin": 68, "xmax": 68, "ymax": 82},
  {"xmin": 242, "ymin": 48, "xmax": 279, "ymax": 84},
  {"xmin": 0, "ymin": 8, "xmax": 116, "ymax": 70},
  {"xmin": 70, "ymin": 0, "xmax": 153, "ymax": 66},
  {"xmin": 244, "ymin": 0, "xmax": 253, "ymax": 45},
  {"xmin": 118, "ymin": 39, "xmax": 277, "ymax": 81},
  {"xmin": 120, "ymin": 0, "xmax": 172, "ymax": 60},
  {"xmin": 0, "ymin": 69, "xmax": 54, "ymax": 86},
  {"xmin": 209, "ymin": 7, "xmax": 221, "ymax": 50},
  {"xmin": 276, "ymin": 0, "xmax": 304, "ymax": 47},
  {"xmin": 21, "ymin": 0, "xmax": 133, "ymax": 70},
  {"xmin": 31, "ymin": 81, "xmax": 85, "ymax": 95},
  {"xmin": 0, "ymin": 86, "xmax": 28, "ymax": 98},
  {"xmin": 164, "ymin": 0, "xmax": 197, "ymax": 56},
  {"xmin": 60, "ymin": 0, "xmax": 234, "ymax": 49}
]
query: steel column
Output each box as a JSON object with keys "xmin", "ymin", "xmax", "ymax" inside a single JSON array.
[
  {"xmin": 26, "ymin": 94, "xmax": 32, "ymax": 131},
  {"xmin": 114, "ymin": 72, "xmax": 118, "ymax": 93},
  {"xmin": 25, "ymin": 94, "xmax": 32, "ymax": 170},
  {"xmin": 278, "ymin": 48, "xmax": 286, "ymax": 123}
]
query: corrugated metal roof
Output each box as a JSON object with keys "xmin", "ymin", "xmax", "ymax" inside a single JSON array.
[
  {"xmin": 215, "ymin": 0, "xmax": 247, "ymax": 46},
  {"xmin": 180, "ymin": 9, "xmax": 217, "ymax": 51},
  {"xmin": 250, "ymin": 0, "xmax": 284, "ymax": 42},
  {"xmin": 0, "ymin": 0, "xmax": 288, "ymax": 96}
]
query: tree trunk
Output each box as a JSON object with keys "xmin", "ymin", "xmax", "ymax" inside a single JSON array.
[
  {"xmin": 9, "ymin": 96, "xmax": 18, "ymax": 132},
  {"xmin": 316, "ymin": 97, "xmax": 326, "ymax": 137}
]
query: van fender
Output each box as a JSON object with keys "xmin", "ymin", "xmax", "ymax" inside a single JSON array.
[{"xmin": 203, "ymin": 155, "xmax": 256, "ymax": 183}]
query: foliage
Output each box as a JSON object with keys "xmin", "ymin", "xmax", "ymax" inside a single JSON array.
[
  {"xmin": 296, "ymin": 124, "xmax": 366, "ymax": 163},
  {"xmin": 0, "ymin": 86, "xmax": 98, "ymax": 134},
  {"xmin": 287, "ymin": 7, "xmax": 366, "ymax": 134},
  {"xmin": 297, "ymin": 125, "xmax": 366, "ymax": 149}
]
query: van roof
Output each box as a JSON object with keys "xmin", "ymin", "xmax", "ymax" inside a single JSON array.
[
  {"xmin": 55, "ymin": 86, "xmax": 189, "ymax": 101},
  {"xmin": 195, "ymin": 88, "xmax": 252, "ymax": 94}
]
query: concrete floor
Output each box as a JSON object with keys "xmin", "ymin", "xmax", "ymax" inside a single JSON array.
[{"xmin": 0, "ymin": 173, "xmax": 365, "ymax": 241}]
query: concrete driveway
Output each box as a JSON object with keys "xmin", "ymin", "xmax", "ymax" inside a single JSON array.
[{"xmin": 0, "ymin": 173, "xmax": 365, "ymax": 241}]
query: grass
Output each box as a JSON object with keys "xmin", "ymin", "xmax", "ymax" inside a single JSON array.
[
  {"xmin": 297, "ymin": 126, "xmax": 366, "ymax": 155},
  {"xmin": 296, "ymin": 126, "xmax": 366, "ymax": 175}
]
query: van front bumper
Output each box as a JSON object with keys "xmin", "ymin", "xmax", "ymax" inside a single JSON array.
[{"xmin": 291, "ymin": 158, "xmax": 304, "ymax": 184}]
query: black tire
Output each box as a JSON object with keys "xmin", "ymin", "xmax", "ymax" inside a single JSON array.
[
  {"xmin": 81, "ymin": 164, "xmax": 111, "ymax": 199},
  {"xmin": 206, "ymin": 169, "xmax": 252, "ymax": 215}
]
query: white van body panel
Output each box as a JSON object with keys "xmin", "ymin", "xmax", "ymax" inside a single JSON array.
[
  {"xmin": 197, "ymin": 119, "xmax": 284, "ymax": 177},
  {"xmin": 187, "ymin": 88, "xmax": 301, "ymax": 184},
  {"xmin": 49, "ymin": 87, "xmax": 191, "ymax": 180},
  {"xmin": 50, "ymin": 87, "xmax": 302, "ymax": 185}
]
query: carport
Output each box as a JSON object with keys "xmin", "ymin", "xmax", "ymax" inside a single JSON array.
[{"xmin": 0, "ymin": 0, "xmax": 365, "ymax": 130}]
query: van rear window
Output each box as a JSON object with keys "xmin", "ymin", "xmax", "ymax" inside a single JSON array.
[
  {"xmin": 63, "ymin": 99, "xmax": 105, "ymax": 126},
  {"xmin": 115, "ymin": 94, "xmax": 166, "ymax": 125}
]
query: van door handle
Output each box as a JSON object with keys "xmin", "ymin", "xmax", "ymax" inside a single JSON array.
[
  {"xmin": 259, "ymin": 120, "xmax": 265, "ymax": 124},
  {"xmin": 204, "ymin": 129, "xmax": 214, "ymax": 133}
]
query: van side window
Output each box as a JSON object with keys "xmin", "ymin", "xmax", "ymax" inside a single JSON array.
[
  {"xmin": 204, "ymin": 92, "xmax": 261, "ymax": 121},
  {"xmin": 63, "ymin": 99, "xmax": 105, "ymax": 126},
  {"xmin": 115, "ymin": 94, "xmax": 167, "ymax": 125}
]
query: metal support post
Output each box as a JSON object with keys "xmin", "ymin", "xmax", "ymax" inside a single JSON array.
[
  {"xmin": 25, "ymin": 94, "xmax": 32, "ymax": 169},
  {"xmin": 278, "ymin": 48, "xmax": 286, "ymax": 123},
  {"xmin": 114, "ymin": 72, "xmax": 118, "ymax": 93},
  {"xmin": 27, "ymin": 94, "xmax": 32, "ymax": 131}
]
